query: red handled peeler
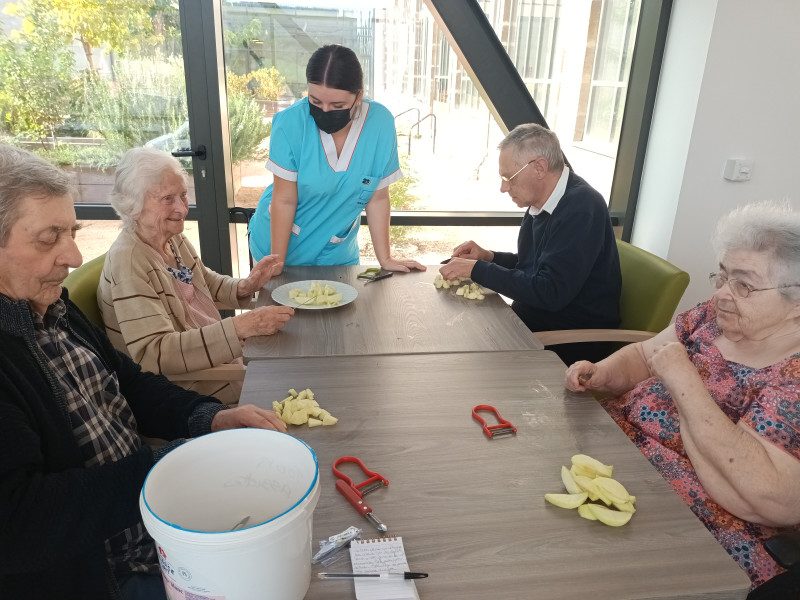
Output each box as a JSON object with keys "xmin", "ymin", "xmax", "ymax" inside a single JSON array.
[
  {"xmin": 472, "ymin": 405, "xmax": 517, "ymax": 439},
  {"xmin": 332, "ymin": 456, "xmax": 389, "ymax": 532}
]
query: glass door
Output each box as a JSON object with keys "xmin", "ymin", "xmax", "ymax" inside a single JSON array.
[{"xmin": 0, "ymin": 0, "xmax": 202, "ymax": 263}]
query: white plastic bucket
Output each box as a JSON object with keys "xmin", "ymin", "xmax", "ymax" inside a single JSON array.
[{"xmin": 140, "ymin": 429, "xmax": 319, "ymax": 600}]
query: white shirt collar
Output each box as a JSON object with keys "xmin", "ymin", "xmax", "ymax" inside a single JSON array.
[
  {"xmin": 528, "ymin": 166, "xmax": 569, "ymax": 216},
  {"xmin": 320, "ymin": 102, "xmax": 369, "ymax": 172}
]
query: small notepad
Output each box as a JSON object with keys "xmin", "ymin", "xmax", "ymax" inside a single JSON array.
[{"xmin": 349, "ymin": 537, "xmax": 419, "ymax": 600}]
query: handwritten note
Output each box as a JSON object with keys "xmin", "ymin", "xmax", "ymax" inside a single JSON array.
[{"xmin": 349, "ymin": 537, "xmax": 419, "ymax": 600}]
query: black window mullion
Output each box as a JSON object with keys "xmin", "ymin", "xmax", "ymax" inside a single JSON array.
[{"xmin": 177, "ymin": 0, "xmax": 237, "ymax": 276}]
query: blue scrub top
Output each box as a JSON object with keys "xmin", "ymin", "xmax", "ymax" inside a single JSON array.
[{"xmin": 248, "ymin": 98, "xmax": 402, "ymax": 265}]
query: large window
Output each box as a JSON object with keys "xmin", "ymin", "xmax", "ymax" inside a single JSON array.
[
  {"xmin": 218, "ymin": 0, "xmax": 641, "ymax": 263},
  {"xmin": 0, "ymin": 0, "xmax": 663, "ymax": 271}
]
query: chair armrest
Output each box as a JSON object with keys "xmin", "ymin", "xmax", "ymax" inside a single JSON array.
[
  {"xmin": 169, "ymin": 364, "xmax": 246, "ymax": 382},
  {"xmin": 765, "ymin": 531, "xmax": 800, "ymax": 570},
  {"xmin": 535, "ymin": 329, "xmax": 657, "ymax": 346}
]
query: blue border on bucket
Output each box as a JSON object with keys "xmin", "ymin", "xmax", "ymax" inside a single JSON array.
[{"xmin": 141, "ymin": 429, "xmax": 319, "ymax": 534}]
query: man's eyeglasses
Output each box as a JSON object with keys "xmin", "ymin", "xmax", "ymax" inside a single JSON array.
[
  {"xmin": 500, "ymin": 159, "xmax": 536, "ymax": 183},
  {"xmin": 709, "ymin": 272, "xmax": 800, "ymax": 299}
]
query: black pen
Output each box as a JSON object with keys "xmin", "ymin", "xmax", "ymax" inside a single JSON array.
[{"xmin": 317, "ymin": 572, "xmax": 428, "ymax": 580}]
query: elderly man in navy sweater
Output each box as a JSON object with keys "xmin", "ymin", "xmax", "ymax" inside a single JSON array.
[{"xmin": 440, "ymin": 124, "xmax": 621, "ymax": 365}]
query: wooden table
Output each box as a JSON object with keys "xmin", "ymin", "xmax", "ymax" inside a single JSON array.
[
  {"xmin": 240, "ymin": 351, "xmax": 750, "ymax": 600},
  {"xmin": 244, "ymin": 265, "xmax": 542, "ymax": 361}
]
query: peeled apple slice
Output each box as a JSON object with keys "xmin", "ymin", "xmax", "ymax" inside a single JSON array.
[
  {"xmin": 561, "ymin": 466, "xmax": 582, "ymax": 495},
  {"xmin": 571, "ymin": 454, "xmax": 614, "ymax": 478},
  {"xmin": 585, "ymin": 503, "xmax": 633, "ymax": 527},
  {"xmin": 572, "ymin": 474, "xmax": 599, "ymax": 501},
  {"xmin": 577, "ymin": 504, "xmax": 598, "ymax": 520},
  {"xmin": 593, "ymin": 476, "xmax": 631, "ymax": 505},
  {"xmin": 544, "ymin": 492, "xmax": 588, "ymax": 509},
  {"xmin": 613, "ymin": 500, "xmax": 637, "ymax": 514}
]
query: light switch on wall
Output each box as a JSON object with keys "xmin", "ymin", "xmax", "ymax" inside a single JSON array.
[{"xmin": 723, "ymin": 158, "xmax": 753, "ymax": 182}]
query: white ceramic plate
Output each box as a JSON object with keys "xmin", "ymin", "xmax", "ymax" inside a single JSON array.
[{"xmin": 271, "ymin": 280, "xmax": 358, "ymax": 310}]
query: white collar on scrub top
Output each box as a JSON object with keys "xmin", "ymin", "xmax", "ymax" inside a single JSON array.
[{"xmin": 319, "ymin": 102, "xmax": 370, "ymax": 172}]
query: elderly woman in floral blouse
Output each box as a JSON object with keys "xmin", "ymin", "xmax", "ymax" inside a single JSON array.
[{"xmin": 565, "ymin": 201, "xmax": 800, "ymax": 593}]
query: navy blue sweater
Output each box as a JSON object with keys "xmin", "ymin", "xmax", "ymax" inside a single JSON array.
[
  {"xmin": 471, "ymin": 171, "xmax": 621, "ymax": 332},
  {"xmin": 0, "ymin": 289, "xmax": 222, "ymax": 599}
]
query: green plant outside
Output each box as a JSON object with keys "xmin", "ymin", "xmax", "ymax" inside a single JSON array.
[
  {"xmin": 0, "ymin": 6, "xmax": 74, "ymax": 139},
  {"xmin": 227, "ymin": 92, "xmax": 271, "ymax": 165},
  {"xmin": 227, "ymin": 67, "xmax": 286, "ymax": 102},
  {"xmin": 0, "ymin": 3, "xmax": 277, "ymax": 169}
]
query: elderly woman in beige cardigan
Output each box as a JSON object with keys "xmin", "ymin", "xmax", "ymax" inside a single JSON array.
[{"xmin": 98, "ymin": 148, "xmax": 294, "ymax": 404}]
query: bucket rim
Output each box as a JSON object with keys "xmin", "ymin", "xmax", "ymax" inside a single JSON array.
[{"xmin": 141, "ymin": 429, "xmax": 319, "ymax": 534}]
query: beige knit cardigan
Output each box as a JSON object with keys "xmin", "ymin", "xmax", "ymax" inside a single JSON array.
[{"xmin": 98, "ymin": 229, "xmax": 251, "ymax": 405}]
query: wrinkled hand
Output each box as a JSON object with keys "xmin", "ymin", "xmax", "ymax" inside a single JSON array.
[
  {"xmin": 565, "ymin": 360, "xmax": 603, "ymax": 392},
  {"xmin": 647, "ymin": 341, "xmax": 694, "ymax": 388},
  {"xmin": 439, "ymin": 257, "xmax": 476, "ymax": 280},
  {"xmin": 211, "ymin": 404, "xmax": 287, "ymax": 433},
  {"xmin": 379, "ymin": 257, "xmax": 427, "ymax": 273},
  {"xmin": 451, "ymin": 240, "xmax": 493, "ymax": 262},
  {"xmin": 232, "ymin": 305, "xmax": 294, "ymax": 339},
  {"xmin": 237, "ymin": 255, "xmax": 284, "ymax": 297}
]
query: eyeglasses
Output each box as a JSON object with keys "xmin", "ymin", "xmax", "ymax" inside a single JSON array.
[
  {"xmin": 709, "ymin": 272, "xmax": 800, "ymax": 299},
  {"xmin": 500, "ymin": 159, "xmax": 536, "ymax": 183}
]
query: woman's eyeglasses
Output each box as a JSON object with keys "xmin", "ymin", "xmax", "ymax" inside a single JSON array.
[{"xmin": 709, "ymin": 272, "xmax": 800, "ymax": 298}]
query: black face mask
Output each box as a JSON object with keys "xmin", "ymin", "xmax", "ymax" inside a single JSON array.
[{"xmin": 308, "ymin": 100, "xmax": 356, "ymax": 134}]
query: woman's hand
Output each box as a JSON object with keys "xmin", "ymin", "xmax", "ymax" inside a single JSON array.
[
  {"xmin": 647, "ymin": 341, "xmax": 696, "ymax": 389},
  {"xmin": 211, "ymin": 404, "xmax": 287, "ymax": 433},
  {"xmin": 232, "ymin": 305, "xmax": 294, "ymax": 339},
  {"xmin": 237, "ymin": 255, "xmax": 284, "ymax": 298},
  {"xmin": 379, "ymin": 257, "xmax": 427, "ymax": 273},
  {"xmin": 565, "ymin": 360, "xmax": 606, "ymax": 392},
  {"xmin": 451, "ymin": 240, "xmax": 493, "ymax": 262}
]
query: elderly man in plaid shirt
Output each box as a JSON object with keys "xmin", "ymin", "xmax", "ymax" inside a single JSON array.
[{"xmin": 0, "ymin": 145, "xmax": 287, "ymax": 600}]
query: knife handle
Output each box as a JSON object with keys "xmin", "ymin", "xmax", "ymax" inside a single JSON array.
[{"xmin": 336, "ymin": 479, "xmax": 372, "ymax": 516}]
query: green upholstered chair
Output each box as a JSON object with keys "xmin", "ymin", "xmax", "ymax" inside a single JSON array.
[
  {"xmin": 62, "ymin": 253, "xmax": 107, "ymax": 326},
  {"xmin": 536, "ymin": 239, "xmax": 690, "ymax": 347},
  {"xmin": 62, "ymin": 252, "xmax": 244, "ymax": 404}
]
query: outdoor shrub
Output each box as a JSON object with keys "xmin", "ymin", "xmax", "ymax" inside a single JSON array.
[
  {"xmin": 228, "ymin": 91, "xmax": 271, "ymax": 164},
  {"xmin": 0, "ymin": 7, "xmax": 75, "ymax": 139},
  {"xmin": 227, "ymin": 67, "xmax": 286, "ymax": 101}
]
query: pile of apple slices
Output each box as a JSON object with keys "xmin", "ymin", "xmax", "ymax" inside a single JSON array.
[
  {"xmin": 544, "ymin": 454, "xmax": 636, "ymax": 527},
  {"xmin": 433, "ymin": 273, "xmax": 466, "ymax": 289},
  {"xmin": 272, "ymin": 388, "xmax": 338, "ymax": 427},
  {"xmin": 433, "ymin": 274, "xmax": 485, "ymax": 300},
  {"xmin": 288, "ymin": 282, "xmax": 343, "ymax": 306}
]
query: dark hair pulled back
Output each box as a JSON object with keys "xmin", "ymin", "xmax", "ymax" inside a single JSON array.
[{"xmin": 306, "ymin": 45, "xmax": 363, "ymax": 95}]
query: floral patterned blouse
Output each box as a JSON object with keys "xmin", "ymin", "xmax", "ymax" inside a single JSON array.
[{"xmin": 603, "ymin": 300, "xmax": 800, "ymax": 589}]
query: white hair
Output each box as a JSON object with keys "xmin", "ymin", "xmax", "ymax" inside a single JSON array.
[
  {"xmin": 712, "ymin": 200, "xmax": 800, "ymax": 302},
  {"xmin": 497, "ymin": 123, "xmax": 565, "ymax": 172},
  {"xmin": 110, "ymin": 148, "xmax": 188, "ymax": 231}
]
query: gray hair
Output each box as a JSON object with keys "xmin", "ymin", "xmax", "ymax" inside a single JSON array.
[
  {"xmin": 498, "ymin": 123, "xmax": 565, "ymax": 172},
  {"xmin": 0, "ymin": 145, "xmax": 75, "ymax": 246},
  {"xmin": 110, "ymin": 147, "xmax": 188, "ymax": 231},
  {"xmin": 712, "ymin": 200, "xmax": 800, "ymax": 302}
]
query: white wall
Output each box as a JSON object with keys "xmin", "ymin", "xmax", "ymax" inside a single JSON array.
[{"xmin": 632, "ymin": 0, "xmax": 800, "ymax": 314}]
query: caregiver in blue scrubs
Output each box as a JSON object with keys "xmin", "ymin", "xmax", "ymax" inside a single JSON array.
[{"xmin": 249, "ymin": 45, "xmax": 426, "ymax": 273}]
